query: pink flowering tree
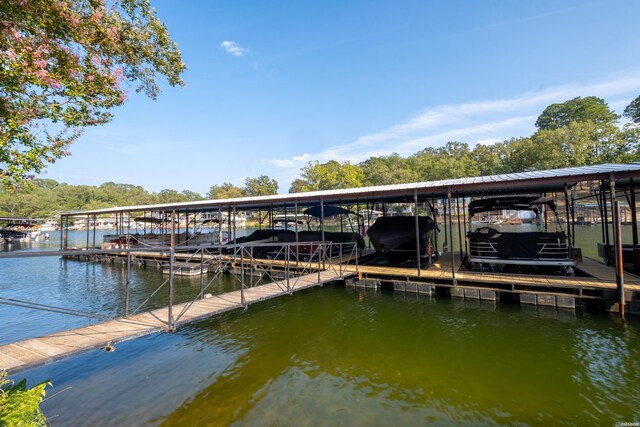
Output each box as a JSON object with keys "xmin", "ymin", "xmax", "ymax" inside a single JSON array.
[{"xmin": 0, "ymin": 0, "xmax": 186, "ymax": 190}]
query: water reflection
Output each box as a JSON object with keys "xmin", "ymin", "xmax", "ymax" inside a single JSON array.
[{"xmin": 3, "ymin": 232, "xmax": 640, "ymax": 425}]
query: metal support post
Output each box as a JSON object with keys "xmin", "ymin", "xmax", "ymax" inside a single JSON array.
[
  {"xmin": 614, "ymin": 200, "xmax": 625, "ymax": 317},
  {"xmin": 168, "ymin": 209, "xmax": 176, "ymax": 330},
  {"xmin": 564, "ymin": 184, "xmax": 572, "ymax": 247},
  {"xmin": 125, "ymin": 252, "xmax": 131, "ymax": 316},
  {"xmin": 286, "ymin": 244, "xmax": 291, "ymax": 294},
  {"xmin": 630, "ymin": 178, "xmax": 638, "ymax": 247},
  {"xmin": 250, "ymin": 245, "xmax": 254, "ymax": 288},
  {"xmin": 456, "ymin": 196, "xmax": 463, "ymax": 260},
  {"xmin": 233, "ymin": 206, "xmax": 237, "ymax": 246},
  {"xmin": 448, "ymin": 189, "xmax": 457, "ymax": 286},
  {"xmin": 199, "ymin": 249, "xmax": 204, "ymax": 299},
  {"xmin": 168, "ymin": 246, "xmax": 174, "ymax": 329},
  {"xmin": 318, "ymin": 244, "xmax": 322, "ymax": 283},
  {"xmin": 218, "ymin": 209, "xmax": 223, "ymax": 244},
  {"xmin": 320, "ymin": 198, "xmax": 325, "ymax": 270},
  {"xmin": 241, "ymin": 248, "xmax": 247, "ymax": 308},
  {"xmin": 414, "ymin": 189, "xmax": 421, "ymax": 277},
  {"xmin": 320, "ymin": 197, "xmax": 325, "ymax": 243},
  {"xmin": 59, "ymin": 216, "xmax": 64, "ymax": 250}
]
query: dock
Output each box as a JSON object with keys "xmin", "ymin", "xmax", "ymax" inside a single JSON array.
[
  {"xmin": 0, "ymin": 269, "xmax": 350, "ymax": 374},
  {"xmin": 341, "ymin": 252, "xmax": 640, "ymax": 311},
  {"xmin": 5, "ymin": 163, "xmax": 640, "ymax": 375}
]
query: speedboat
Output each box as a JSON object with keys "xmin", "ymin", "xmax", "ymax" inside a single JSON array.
[{"xmin": 366, "ymin": 216, "xmax": 439, "ymax": 264}]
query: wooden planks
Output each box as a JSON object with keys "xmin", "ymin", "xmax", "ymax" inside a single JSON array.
[
  {"xmin": 0, "ymin": 270, "xmax": 348, "ymax": 374},
  {"xmin": 340, "ymin": 252, "xmax": 640, "ymax": 293},
  {"xmin": 576, "ymin": 256, "xmax": 640, "ymax": 284}
]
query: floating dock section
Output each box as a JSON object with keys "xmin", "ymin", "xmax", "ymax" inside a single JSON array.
[{"xmin": 0, "ymin": 269, "xmax": 349, "ymax": 374}]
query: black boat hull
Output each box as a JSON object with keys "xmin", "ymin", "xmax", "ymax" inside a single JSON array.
[{"xmin": 366, "ymin": 216, "xmax": 438, "ymax": 264}]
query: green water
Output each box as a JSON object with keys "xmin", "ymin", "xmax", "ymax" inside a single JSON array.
[
  {"xmin": 19, "ymin": 286, "xmax": 640, "ymax": 426},
  {"xmin": 5, "ymin": 228, "xmax": 640, "ymax": 425}
]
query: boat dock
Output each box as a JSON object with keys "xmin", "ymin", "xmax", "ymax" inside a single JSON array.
[
  {"xmin": 0, "ymin": 268, "xmax": 350, "ymax": 374},
  {"xmin": 344, "ymin": 253, "xmax": 640, "ymax": 310},
  {"xmin": 4, "ymin": 163, "xmax": 640, "ymax": 374}
]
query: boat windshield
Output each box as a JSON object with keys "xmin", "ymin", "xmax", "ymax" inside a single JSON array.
[{"xmin": 468, "ymin": 196, "xmax": 563, "ymax": 233}]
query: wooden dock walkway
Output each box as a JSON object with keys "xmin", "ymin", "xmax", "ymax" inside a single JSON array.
[
  {"xmin": 0, "ymin": 269, "xmax": 350, "ymax": 374},
  {"xmin": 340, "ymin": 253, "xmax": 640, "ymax": 295}
]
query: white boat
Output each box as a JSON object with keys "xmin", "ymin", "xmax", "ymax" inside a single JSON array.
[{"xmin": 40, "ymin": 218, "xmax": 59, "ymax": 231}]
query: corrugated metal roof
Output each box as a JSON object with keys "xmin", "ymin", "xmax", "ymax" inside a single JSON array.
[{"xmin": 64, "ymin": 163, "xmax": 640, "ymax": 216}]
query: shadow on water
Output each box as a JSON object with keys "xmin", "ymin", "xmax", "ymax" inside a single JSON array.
[
  {"xmin": 19, "ymin": 284, "xmax": 639, "ymax": 426},
  {"xmin": 4, "ymin": 230, "xmax": 640, "ymax": 425}
]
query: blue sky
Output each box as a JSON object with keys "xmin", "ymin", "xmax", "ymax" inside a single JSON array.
[{"xmin": 42, "ymin": 0, "xmax": 640, "ymax": 195}]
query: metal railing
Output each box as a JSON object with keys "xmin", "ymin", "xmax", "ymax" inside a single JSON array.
[{"xmin": 0, "ymin": 240, "xmax": 359, "ymax": 333}]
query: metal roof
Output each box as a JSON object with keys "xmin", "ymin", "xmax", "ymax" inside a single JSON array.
[{"xmin": 63, "ymin": 163, "xmax": 640, "ymax": 217}]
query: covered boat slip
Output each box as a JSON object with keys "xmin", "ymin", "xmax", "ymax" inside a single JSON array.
[
  {"xmin": 4, "ymin": 164, "xmax": 640, "ymax": 372},
  {"xmin": 466, "ymin": 196, "xmax": 574, "ymax": 268},
  {"xmin": 55, "ymin": 163, "xmax": 640, "ymax": 313}
]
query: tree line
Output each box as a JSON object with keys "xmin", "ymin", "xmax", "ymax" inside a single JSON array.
[
  {"xmin": 0, "ymin": 176, "xmax": 279, "ymax": 218},
  {"xmin": 1, "ymin": 95, "xmax": 639, "ymax": 218}
]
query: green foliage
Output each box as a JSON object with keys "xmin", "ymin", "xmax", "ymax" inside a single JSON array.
[
  {"xmin": 360, "ymin": 153, "xmax": 417, "ymax": 186},
  {"xmin": 295, "ymin": 160, "xmax": 364, "ymax": 192},
  {"xmin": 535, "ymin": 96, "xmax": 619, "ymax": 130},
  {"xmin": 244, "ymin": 175, "xmax": 278, "ymax": 196},
  {"xmin": 409, "ymin": 142, "xmax": 479, "ymax": 181},
  {"xmin": 0, "ymin": 0, "xmax": 186, "ymax": 190},
  {"xmin": 624, "ymin": 95, "xmax": 640, "ymax": 124},
  {"xmin": 0, "ymin": 178, "xmax": 206, "ymax": 217},
  {"xmin": 471, "ymin": 142, "xmax": 509, "ymax": 175},
  {"xmin": 288, "ymin": 178, "xmax": 307, "ymax": 194},
  {"xmin": 0, "ymin": 371, "xmax": 50, "ymax": 426},
  {"xmin": 207, "ymin": 183, "xmax": 246, "ymax": 200}
]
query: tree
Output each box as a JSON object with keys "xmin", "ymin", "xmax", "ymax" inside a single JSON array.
[
  {"xmin": 207, "ymin": 183, "xmax": 246, "ymax": 199},
  {"xmin": 0, "ymin": 0, "xmax": 186, "ymax": 190},
  {"xmin": 180, "ymin": 189, "xmax": 203, "ymax": 201},
  {"xmin": 155, "ymin": 189, "xmax": 188, "ymax": 204},
  {"xmin": 244, "ymin": 175, "xmax": 278, "ymax": 196},
  {"xmin": 624, "ymin": 95, "xmax": 640, "ymax": 124},
  {"xmin": 295, "ymin": 160, "xmax": 364, "ymax": 192},
  {"xmin": 410, "ymin": 142, "xmax": 479, "ymax": 181},
  {"xmin": 288, "ymin": 178, "xmax": 306, "ymax": 194},
  {"xmin": 535, "ymin": 96, "xmax": 619, "ymax": 130},
  {"xmin": 619, "ymin": 125, "xmax": 640, "ymax": 162},
  {"xmin": 360, "ymin": 153, "xmax": 417, "ymax": 186},
  {"xmin": 472, "ymin": 142, "xmax": 508, "ymax": 176}
]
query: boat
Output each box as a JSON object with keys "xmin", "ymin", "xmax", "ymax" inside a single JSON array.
[
  {"xmin": 0, "ymin": 217, "xmax": 46, "ymax": 243},
  {"xmin": 227, "ymin": 205, "xmax": 365, "ymax": 260},
  {"xmin": 466, "ymin": 196, "xmax": 575, "ymax": 273},
  {"xmin": 366, "ymin": 216, "xmax": 439, "ymax": 264},
  {"xmin": 1, "ymin": 228, "xmax": 30, "ymax": 243},
  {"xmin": 40, "ymin": 216, "xmax": 59, "ymax": 232}
]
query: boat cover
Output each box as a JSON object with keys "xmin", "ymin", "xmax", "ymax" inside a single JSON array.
[{"xmin": 468, "ymin": 196, "xmax": 556, "ymax": 217}]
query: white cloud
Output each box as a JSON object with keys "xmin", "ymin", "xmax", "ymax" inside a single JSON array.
[
  {"xmin": 220, "ymin": 40, "xmax": 249, "ymax": 57},
  {"xmin": 269, "ymin": 74, "xmax": 640, "ymax": 173}
]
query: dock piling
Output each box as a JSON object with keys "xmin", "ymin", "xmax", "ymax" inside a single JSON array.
[{"xmin": 125, "ymin": 252, "xmax": 131, "ymax": 316}]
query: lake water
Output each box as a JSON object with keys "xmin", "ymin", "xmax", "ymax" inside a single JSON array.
[{"xmin": 2, "ymin": 229, "xmax": 640, "ymax": 426}]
